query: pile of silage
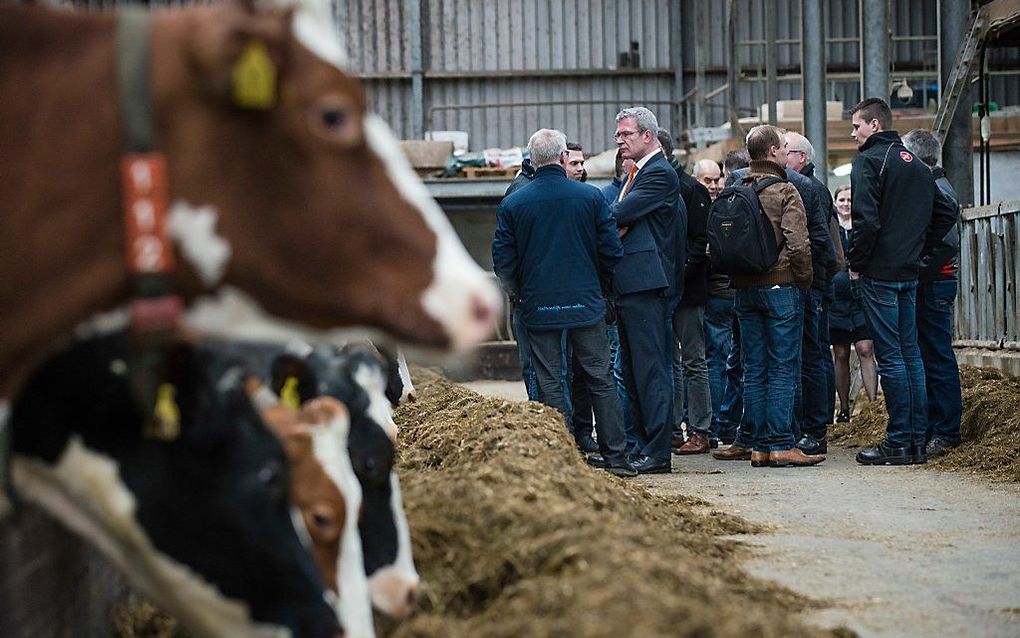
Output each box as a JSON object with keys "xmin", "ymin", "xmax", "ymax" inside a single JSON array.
[
  {"xmin": 828, "ymin": 365, "xmax": 1019, "ymax": 482},
  {"xmin": 387, "ymin": 368, "xmax": 852, "ymax": 638}
]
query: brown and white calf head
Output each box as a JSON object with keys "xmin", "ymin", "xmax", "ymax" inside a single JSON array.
[
  {"xmin": 267, "ymin": 344, "xmax": 420, "ymax": 618},
  {"xmin": 256, "ymin": 395, "xmax": 375, "ymax": 638},
  {"xmin": 153, "ymin": 0, "xmax": 500, "ymax": 351}
]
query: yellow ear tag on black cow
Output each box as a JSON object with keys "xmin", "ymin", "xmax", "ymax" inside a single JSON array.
[
  {"xmin": 280, "ymin": 376, "xmax": 301, "ymax": 409},
  {"xmin": 232, "ymin": 40, "xmax": 277, "ymax": 110},
  {"xmin": 145, "ymin": 383, "xmax": 181, "ymax": 441}
]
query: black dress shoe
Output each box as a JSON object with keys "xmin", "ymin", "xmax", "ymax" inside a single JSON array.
[
  {"xmin": 574, "ymin": 434, "xmax": 599, "ymax": 454},
  {"xmin": 911, "ymin": 444, "xmax": 928, "ymax": 465},
  {"xmin": 796, "ymin": 434, "xmax": 827, "ymax": 455},
  {"xmin": 856, "ymin": 441, "xmax": 920, "ymax": 465},
  {"xmin": 585, "ymin": 454, "xmax": 611, "ymax": 469},
  {"xmin": 631, "ymin": 455, "xmax": 671, "ymax": 474},
  {"xmin": 605, "ymin": 461, "xmax": 638, "ymax": 478}
]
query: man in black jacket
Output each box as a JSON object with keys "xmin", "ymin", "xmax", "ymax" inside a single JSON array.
[
  {"xmin": 785, "ymin": 131, "xmax": 840, "ymax": 455},
  {"xmin": 902, "ymin": 128, "xmax": 963, "ymax": 458},
  {"xmin": 657, "ymin": 129, "xmax": 713, "ymax": 455},
  {"xmin": 848, "ymin": 98, "xmax": 957, "ymax": 466}
]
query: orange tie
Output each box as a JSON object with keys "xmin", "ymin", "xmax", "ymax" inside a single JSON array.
[{"xmin": 618, "ymin": 165, "xmax": 639, "ymax": 201}]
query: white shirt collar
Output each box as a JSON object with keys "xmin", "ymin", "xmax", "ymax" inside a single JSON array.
[{"xmin": 635, "ymin": 149, "xmax": 663, "ymax": 170}]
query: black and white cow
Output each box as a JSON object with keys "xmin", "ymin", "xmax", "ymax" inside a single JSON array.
[{"xmin": 8, "ymin": 333, "xmax": 340, "ymax": 638}]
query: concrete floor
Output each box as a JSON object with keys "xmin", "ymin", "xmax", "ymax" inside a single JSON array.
[{"xmin": 459, "ymin": 379, "xmax": 1020, "ymax": 638}]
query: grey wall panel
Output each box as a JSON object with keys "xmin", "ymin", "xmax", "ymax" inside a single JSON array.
[
  {"xmin": 422, "ymin": 75, "xmax": 676, "ymax": 150},
  {"xmin": 332, "ymin": 0, "xmax": 1019, "ymax": 150}
]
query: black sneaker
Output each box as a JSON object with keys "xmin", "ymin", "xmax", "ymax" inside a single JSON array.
[
  {"xmin": 925, "ymin": 436, "xmax": 959, "ymax": 459},
  {"xmin": 585, "ymin": 454, "xmax": 611, "ymax": 469},
  {"xmin": 836, "ymin": 408, "xmax": 851, "ymax": 423},
  {"xmin": 796, "ymin": 434, "xmax": 827, "ymax": 455}
]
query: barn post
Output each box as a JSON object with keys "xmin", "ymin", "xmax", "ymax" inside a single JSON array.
[
  {"xmin": 860, "ymin": 0, "xmax": 890, "ymax": 102},
  {"xmin": 941, "ymin": 0, "xmax": 975, "ymax": 206},
  {"xmin": 802, "ymin": 0, "xmax": 828, "ymax": 182},
  {"xmin": 409, "ymin": 0, "xmax": 425, "ymax": 139}
]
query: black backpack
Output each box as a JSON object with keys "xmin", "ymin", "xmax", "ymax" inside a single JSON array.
[{"xmin": 707, "ymin": 177, "xmax": 785, "ymax": 275}]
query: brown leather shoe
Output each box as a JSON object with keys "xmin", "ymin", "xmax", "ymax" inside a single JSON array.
[
  {"xmin": 712, "ymin": 445, "xmax": 751, "ymax": 461},
  {"xmin": 769, "ymin": 447, "xmax": 825, "ymax": 467},
  {"xmin": 750, "ymin": 450, "xmax": 769, "ymax": 467},
  {"xmin": 672, "ymin": 431, "xmax": 710, "ymax": 455}
]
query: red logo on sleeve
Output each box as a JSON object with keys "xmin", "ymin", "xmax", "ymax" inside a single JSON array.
[{"xmin": 900, "ymin": 151, "xmax": 913, "ymax": 163}]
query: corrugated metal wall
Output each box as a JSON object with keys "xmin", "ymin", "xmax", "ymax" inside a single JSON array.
[{"xmin": 337, "ymin": 0, "xmax": 1020, "ymax": 152}]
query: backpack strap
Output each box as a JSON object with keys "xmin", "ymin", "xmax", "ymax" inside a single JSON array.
[{"xmin": 751, "ymin": 176, "xmax": 785, "ymax": 193}]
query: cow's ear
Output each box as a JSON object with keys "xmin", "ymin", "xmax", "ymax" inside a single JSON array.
[
  {"xmin": 189, "ymin": 2, "xmax": 295, "ymax": 107},
  {"xmin": 270, "ymin": 355, "xmax": 319, "ymax": 406}
]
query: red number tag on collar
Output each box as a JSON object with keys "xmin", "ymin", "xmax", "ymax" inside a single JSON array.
[{"xmin": 122, "ymin": 153, "xmax": 174, "ymax": 274}]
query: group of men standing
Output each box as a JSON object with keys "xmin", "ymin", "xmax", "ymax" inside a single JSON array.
[{"xmin": 492, "ymin": 98, "xmax": 962, "ymax": 476}]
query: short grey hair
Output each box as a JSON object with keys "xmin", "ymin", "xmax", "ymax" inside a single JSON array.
[
  {"xmin": 786, "ymin": 132, "xmax": 815, "ymax": 161},
  {"xmin": 527, "ymin": 129, "xmax": 567, "ymax": 167},
  {"xmin": 902, "ymin": 129, "xmax": 941, "ymax": 167},
  {"xmin": 615, "ymin": 107, "xmax": 659, "ymax": 134}
]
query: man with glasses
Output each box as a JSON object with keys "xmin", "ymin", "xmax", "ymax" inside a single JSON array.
[
  {"xmin": 785, "ymin": 131, "xmax": 840, "ymax": 456},
  {"xmin": 588, "ymin": 107, "xmax": 681, "ymax": 474}
]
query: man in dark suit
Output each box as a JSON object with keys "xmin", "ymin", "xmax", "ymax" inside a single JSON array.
[
  {"xmin": 492, "ymin": 128, "xmax": 636, "ymax": 477},
  {"xmin": 603, "ymin": 107, "xmax": 681, "ymax": 474}
]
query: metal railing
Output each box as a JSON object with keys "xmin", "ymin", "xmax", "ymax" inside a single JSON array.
[{"xmin": 955, "ymin": 200, "xmax": 1020, "ymax": 351}]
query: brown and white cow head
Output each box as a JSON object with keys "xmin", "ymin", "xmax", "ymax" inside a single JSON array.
[
  {"xmin": 253, "ymin": 391, "xmax": 375, "ymax": 638},
  {"xmin": 151, "ymin": 0, "xmax": 500, "ymax": 351}
]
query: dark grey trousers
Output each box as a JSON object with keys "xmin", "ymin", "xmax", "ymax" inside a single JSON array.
[{"xmin": 529, "ymin": 322, "xmax": 628, "ymax": 462}]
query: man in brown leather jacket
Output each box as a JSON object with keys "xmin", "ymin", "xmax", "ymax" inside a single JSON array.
[{"xmin": 724, "ymin": 125, "xmax": 824, "ymax": 467}]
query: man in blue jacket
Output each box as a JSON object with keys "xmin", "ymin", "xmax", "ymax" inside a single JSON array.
[
  {"xmin": 602, "ymin": 107, "xmax": 681, "ymax": 474},
  {"xmin": 492, "ymin": 129, "xmax": 636, "ymax": 477}
]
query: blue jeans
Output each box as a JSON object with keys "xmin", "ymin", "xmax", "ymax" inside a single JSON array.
[
  {"xmin": 917, "ymin": 280, "xmax": 962, "ymax": 444},
  {"xmin": 735, "ymin": 285, "xmax": 804, "ymax": 452},
  {"xmin": 608, "ymin": 323, "xmax": 638, "ymax": 451},
  {"xmin": 796, "ymin": 288, "xmax": 830, "ymax": 440},
  {"xmin": 704, "ymin": 296, "xmax": 736, "ymax": 440},
  {"xmin": 860, "ymin": 278, "xmax": 928, "ymax": 447},
  {"xmin": 513, "ymin": 308, "xmax": 540, "ymax": 401},
  {"xmin": 721, "ymin": 310, "xmax": 745, "ymax": 446}
]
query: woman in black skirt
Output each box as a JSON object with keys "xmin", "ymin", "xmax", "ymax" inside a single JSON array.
[{"xmin": 829, "ymin": 185, "xmax": 878, "ymax": 421}]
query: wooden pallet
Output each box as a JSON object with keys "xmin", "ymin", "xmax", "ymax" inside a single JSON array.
[{"xmin": 462, "ymin": 166, "xmax": 519, "ymax": 179}]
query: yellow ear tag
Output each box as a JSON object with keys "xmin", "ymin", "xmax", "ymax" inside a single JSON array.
[
  {"xmin": 146, "ymin": 383, "xmax": 181, "ymax": 441},
  {"xmin": 280, "ymin": 376, "xmax": 301, "ymax": 409},
  {"xmin": 232, "ymin": 40, "xmax": 277, "ymax": 110}
]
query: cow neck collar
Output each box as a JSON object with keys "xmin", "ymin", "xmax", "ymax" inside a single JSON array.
[{"xmin": 117, "ymin": 8, "xmax": 184, "ymax": 424}]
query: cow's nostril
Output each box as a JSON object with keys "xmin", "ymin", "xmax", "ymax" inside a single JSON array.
[
  {"xmin": 406, "ymin": 585, "xmax": 420, "ymax": 608},
  {"xmin": 470, "ymin": 293, "xmax": 493, "ymax": 324}
]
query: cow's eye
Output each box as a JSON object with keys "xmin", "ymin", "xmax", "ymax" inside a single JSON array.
[
  {"xmin": 308, "ymin": 505, "xmax": 340, "ymax": 540},
  {"xmin": 310, "ymin": 95, "xmax": 361, "ymax": 147},
  {"xmin": 321, "ymin": 108, "xmax": 346, "ymax": 129}
]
